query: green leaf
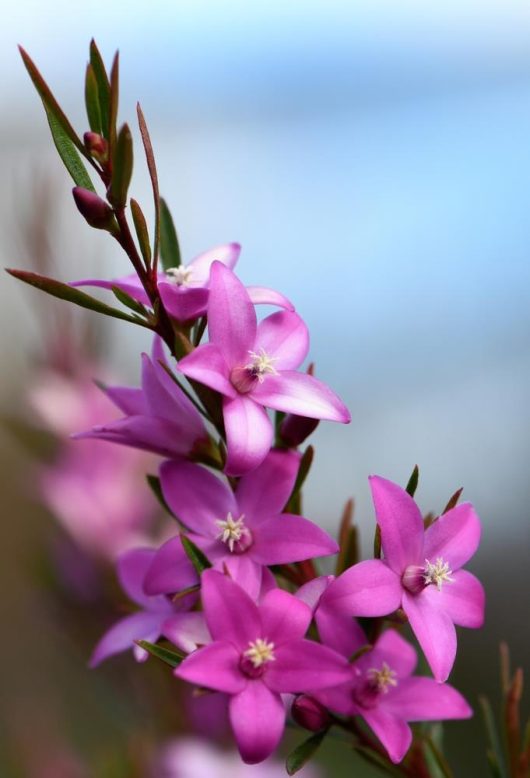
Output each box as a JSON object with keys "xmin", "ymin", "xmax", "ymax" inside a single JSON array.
[
  {"xmin": 108, "ymin": 52, "xmax": 119, "ymax": 154},
  {"xmin": 405, "ymin": 464, "xmax": 419, "ymax": 497},
  {"xmin": 111, "ymin": 285, "xmax": 147, "ymax": 316},
  {"xmin": 442, "ymin": 487, "xmax": 463, "ymax": 515},
  {"xmin": 131, "ymin": 199, "xmax": 152, "ymax": 267},
  {"xmin": 373, "ymin": 524, "xmax": 382, "ymax": 558},
  {"xmin": 85, "ymin": 63, "xmax": 102, "ymax": 135},
  {"xmin": 135, "ymin": 640, "xmax": 185, "ymax": 668},
  {"xmin": 19, "ymin": 46, "xmax": 87, "ymax": 156},
  {"xmin": 108, "ymin": 124, "xmax": 133, "ymax": 208},
  {"xmin": 423, "ymin": 735, "xmax": 453, "ymax": 778},
  {"xmin": 354, "ymin": 745, "xmax": 403, "ymax": 777},
  {"xmin": 137, "ymin": 103, "xmax": 160, "ymax": 269},
  {"xmin": 172, "ymin": 584, "xmax": 201, "ymax": 602},
  {"xmin": 6, "ymin": 269, "xmax": 150, "ymax": 327},
  {"xmin": 45, "ymin": 107, "xmax": 95, "ymax": 191},
  {"xmin": 285, "ymin": 445, "xmax": 314, "ymax": 513},
  {"xmin": 286, "ymin": 730, "xmax": 327, "ymax": 776},
  {"xmin": 479, "ymin": 696, "xmax": 509, "ymax": 778},
  {"xmin": 180, "ymin": 535, "xmax": 212, "ymax": 574},
  {"xmin": 336, "ymin": 498, "xmax": 359, "ymax": 574},
  {"xmin": 89, "ymin": 39, "xmax": 110, "ymax": 137},
  {"xmin": 146, "ymin": 474, "xmax": 180, "ymax": 521},
  {"xmin": 160, "ymin": 197, "xmax": 181, "ymax": 270}
]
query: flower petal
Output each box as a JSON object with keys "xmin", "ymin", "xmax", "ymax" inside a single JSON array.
[
  {"xmin": 74, "ymin": 415, "xmax": 196, "ymax": 458},
  {"xmin": 103, "ymin": 386, "xmax": 146, "ymax": 416},
  {"xmin": 89, "ymin": 611, "xmax": 163, "ymax": 667},
  {"xmin": 369, "ymin": 476, "xmax": 424, "ymax": 574},
  {"xmin": 223, "ymin": 395, "xmax": 273, "ymax": 476},
  {"xmin": 189, "ymin": 242, "xmax": 241, "ymax": 282},
  {"xmin": 162, "ymin": 612, "xmax": 211, "ymax": 653},
  {"xmin": 266, "ymin": 639, "xmax": 350, "ymax": 693},
  {"xmin": 296, "ymin": 575, "xmax": 334, "ymax": 613},
  {"xmin": 229, "ymin": 682, "xmax": 285, "ymax": 764},
  {"xmin": 141, "ymin": 354, "xmax": 204, "ymax": 437},
  {"xmin": 143, "ymin": 535, "xmax": 199, "ymax": 596},
  {"xmin": 175, "ymin": 641, "xmax": 245, "ymax": 693},
  {"xmin": 251, "ymin": 371, "xmax": 351, "ymax": 423},
  {"xmin": 71, "ymin": 273, "xmax": 150, "ymax": 305},
  {"xmin": 251, "ymin": 514, "xmax": 338, "ymax": 565},
  {"xmin": 423, "ymin": 503, "xmax": 481, "ymax": 572},
  {"xmin": 235, "ymin": 449, "xmax": 300, "ymax": 524},
  {"xmin": 402, "ymin": 590, "xmax": 457, "ymax": 682},
  {"xmin": 361, "ymin": 708, "xmax": 412, "ymax": 764},
  {"xmin": 160, "ymin": 460, "xmax": 237, "ymax": 537},
  {"xmin": 158, "ymin": 282, "xmax": 209, "ymax": 322},
  {"xmin": 178, "ymin": 343, "xmax": 236, "ymax": 398},
  {"xmin": 201, "ymin": 569, "xmax": 261, "ymax": 650},
  {"xmin": 259, "ymin": 588, "xmax": 312, "ymax": 645},
  {"xmin": 208, "ymin": 262, "xmax": 256, "ymax": 366},
  {"xmin": 315, "ymin": 605, "xmax": 367, "ymax": 658},
  {"xmin": 247, "ymin": 285, "xmax": 294, "ymax": 311},
  {"xmin": 117, "ymin": 548, "xmax": 163, "ymax": 609},
  {"xmin": 313, "ymin": 680, "xmax": 357, "ymax": 717},
  {"xmin": 426, "ymin": 570, "xmax": 485, "ymax": 628},
  {"xmin": 254, "ymin": 311, "xmax": 309, "ymax": 370},
  {"xmin": 319, "ymin": 559, "xmax": 402, "ymax": 617},
  {"xmin": 384, "ymin": 677, "xmax": 472, "ymax": 721},
  {"xmin": 221, "ymin": 555, "xmax": 263, "ymax": 602}
]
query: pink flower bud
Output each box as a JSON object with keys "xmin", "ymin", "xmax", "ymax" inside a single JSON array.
[
  {"xmin": 279, "ymin": 413, "xmax": 319, "ymax": 447},
  {"xmin": 84, "ymin": 131, "xmax": 108, "ymax": 162},
  {"xmin": 72, "ymin": 187, "xmax": 117, "ymax": 233},
  {"xmin": 291, "ymin": 695, "xmax": 330, "ymax": 732}
]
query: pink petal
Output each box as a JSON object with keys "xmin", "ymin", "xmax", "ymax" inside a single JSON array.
[
  {"xmin": 104, "ymin": 386, "xmax": 146, "ymax": 415},
  {"xmin": 220, "ymin": 555, "xmax": 263, "ymax": 602},
  {"xmin": 235, "ymin": 449, "xmax": 300, "ymax": 524},
  {"xmin": 118, "ymin": 548, "xmax": 165, "ymax": 609},
  {"xmin": 254, "ymin": 311, "xmax": 309, "ymax": 370},
  {"xmin": 71, "ymin": 273, "xmax": 151, "ymax": 305},
  {"xmin": 384, "ymin": 677, "xmax": 472, "ymax": 721},
  {"xmin": 259, "ymin": 589, "xmax": 312, "ymax": 645},
  {"xmin": 160, "ymin": 460, "xmax": 237, "ymax": 537},
  {"xmin": 143, "ymin": 535, "xmax": 199, "ymax": 596},
  {"xmin": 251, "ymin": 371, "xmax": 351, "ymax": 423},
  {"xmin": 425, "ymin": 570, "xmax": 485, "ymax": 629},
  {"xmin": 162, "ymin": 612, "xmax": 211, "ymax": 653},
  {"xmin": 75, "ymin": 415, "xmax": 196, "ymax": 458},
  {"xmin": 313, "ymin": 680, "xmax": 356, "ymax": 717},
  {"xmin": 315, "ymin": 604, "xmax": 367, "ymax": 658},
  {"xmin": 175, "ymin": 640, "xmax": 245, "ymax": 693},
  {"xmin": 369, "ymin": 476, "xmax": 424, "ymax": 574},
  {"xmin": 251, "ymin": 514, "xmax": 338, "ymax": 565},
  {"xmin": 141, "ymin": 354, "xmax": 204, "ymax": 439},
  {"xmin": 189, "ymin": 242, "xmax": 241, "ymax": 281},
  {"xmin": 368, "ymin": 629, "xmax": 417, "ymax": 679},
  {"xmin": 208, "ymin": 262, "xmax": 256, "ymax": 366},
  {"xmin": 361, "ymin": 708, "xmax": 412, "ymax": 764},
  {"xmin": 319, "ymin": 559, "xmax": 402, "ymax": 617},
  {"xmin": 223, "ymin": 395, "xmax": 273, "ymax": 476},
  {"xmin": 89, "ymin": 611, "xmax": 163, "ymax": 667},
  {"xmin": 178, "ymin": 343, "xmax": 236, "ymax": 398},
  {"xmin": 158, "ymin": 282, "xmax": 209, "ymax": 322},
  {"xmin": 229, "ymin": 682, "xmax": 285, "ymax": 764},
  {"xmin": 201, "ymin": 569, "xmax": 261, "ymax": 651},
  {"xmin": 247, "ymin": 285, "xmax": 294, "ymax": 311},
  {"xmin": 423, "ymin": 503, "xmax": 481, "ymax": 572},
  {"xmin": 266, "ymin": 639, "xmax": 350, "ymax": 693},
  {"xmin": 402, "ymin": 590, "xmax": 457, "ymax": 683},
  {"xmin": 296, "ymin": 575, "xmax": 334, "ymax": 613}
]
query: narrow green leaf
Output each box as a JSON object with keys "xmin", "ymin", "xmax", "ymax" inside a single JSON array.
[
  {"xmin": 19, "ymin": 46, "xmax": 87, "ymax": 155},
  {"xmin": 423, "ymin": 736, "xmax": 453, "ymax": 778},
  {"xmin": 45, "ymin": 108, "xmax": 96, "ymax": 191},
  {"xmin": 442, "ymin": 487, "xmax": 463, "ymax": 515},
  {"xmin": 180, "ymin": 535, "xmax": 212, "ymax": 574},
  {"xmin": 146, "ymin": 474, "xmax": 180, "ymax": 521},
  {"xmin": 135, "ymin": 640, "xmax": 185, "ymax": 668},
  {"xmin": 85, "ymin": 63, "xmax": 102, "ymax": 135},
  {"xmin": 89, "ymin": 39, "xmax": 110, "ymax": 136},
  {"xmin": 137, "ymin": 103, "xmax": 160, "ymax": 269},
  {"xmin": 108, "ymin": 52, "xmax": 119, "ymax": 154},
  {"xmin": 172, "ymin": 584, "xmax": 201, "ymax": 602},
  {"xmin": 286, "ymin": 730, "xmax": 327, "ymax": 776},
  {"xmin": 336, "ymin": 498, "xmax": 357, "ymax": 574},
  {"xmin": 131, "ymin": 199, "xmax": 152, "ymax": 267},
  {"xmin": 479, "ymin": 696, "xmax": 509, "ymax": 778},
  {"xmin": 405, "ymin": 465, "xmax": 419, "ymax": 497},
  {"xmin": 160, "ymin": 197, "xmax": 181, "ymax": 270},
  {"xmin": 6, "ymin": 269, "xmax": 150, "ymax": 327},
  {"xmin": 109, "ymin": 124, "xmax": 133, "ymax": 207},
  {"xmin": 111, "ymin": 285, "xmax": 147, "ymax": 316},
  {"xmin": 285, "ymin": 445, "xmax": 314, "ymax": 513},
  {"xmin": 354, "ymin": 745, "xmax": 403, "ymax": 777},
  {"xmin": 374, "ymin": 524, "xmax": 382, "ymax": 558}
]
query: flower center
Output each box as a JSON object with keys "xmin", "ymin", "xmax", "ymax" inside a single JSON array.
[
  {"xmin": 423, "ymin": 557, "xmax": 454, "ymax": 591},
  {"xmin": 245, "ymin": 349, "xmax": 278, "ymax": 382},
  {"xmin": 353, "ymin": 661, "xmax": 398, "ymax": 708},
  {"xmin": 367, "ymin": 662, "xmax": 398, "ymax": 694},
  {"xmin": 214, "ymin": 512, "xmax": 252, "ymax": 553},
  {"xmin": 245, "ymin": 638, "xmax": 276, "ymax": 667},
  {"xmin": 165, "ymin": 265, "xmax": 193, "ymax": 287}
]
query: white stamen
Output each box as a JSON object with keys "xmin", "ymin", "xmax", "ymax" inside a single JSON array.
[
  {"xmin": 245, "ymin": 348, "xmax": 278, "ymax": 383},
  {"xmin": 215, "ymin": 512, "xmax": 246, "ymax": 552},
  {"xmin": 165, "ymin": 265, "xmax": 193, "ymax": 287},
  {"xmin": 367, "ymin": 662, "xmax": 398, "ymax": 693},
  {"xmin": 244, "ymin": 638, "xmax": 276, "ymax": 667},
  {"xmin": 423, "ymin": 557, "xmax": 454, "ymax": 591}
]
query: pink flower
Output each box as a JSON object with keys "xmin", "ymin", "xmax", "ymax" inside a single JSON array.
[
  {"xmin": 178, "ymin": 262, "xmax": 351, "ymax": 474},
  {"xmin": 154, "ymin": 449, "xmax": 338, "ymax": 599},
  {"xmin": 89, "ymin": 547, "xmax": 198, "ymax": 667},
  {"xmin": 74, "ymin": 339, "xmax": 207, "ymax": 459},
  {"xmin": 72, "ymin": 243, "xmax": 293, "ymax": 323},
  {"xmin": 316, "ymin": 476, "xmax": 485, "ymax": 682},
  {"xmin": 315, "ymin": 629, "xmax": 472, "ymax": 764},
  {"xmin": 175, "ymin": 570, "xmax": 351, "ymax": 764}
]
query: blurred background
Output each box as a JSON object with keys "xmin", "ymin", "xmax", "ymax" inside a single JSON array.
[{"xmin": 1, "ymin": 1, "xmax": 529, "ymax": 775}]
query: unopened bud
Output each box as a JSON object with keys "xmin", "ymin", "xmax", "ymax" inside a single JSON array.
[
  {"xmin": 291, "ymin": 695, "xmax": 330, "ymax": 732},
  {"xmin": 83, "ymin": 132, "xmax": 108, "ymax": 162},
  {"xmin": 279, "ymin": 413, "xmax": 319, "ymax": 447},
  {"xmin": 72, "ymin": 187, "xmax": 118, "ymax": 233}
]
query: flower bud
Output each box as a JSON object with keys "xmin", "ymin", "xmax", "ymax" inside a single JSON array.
[
  {"xmin": 291, "ymin": 695, "xmax": 330, "ymax": 732},
  {"xmin": 84, "ymin": 131, "xmax": 108, "ymax": 162},
  {"xmin": 279, "ymin": 413, "xmax": 319, "ymax": 447},
  {"xmin": 72, "ymin": 187, "xmax": 118, "ymax": 233}
]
